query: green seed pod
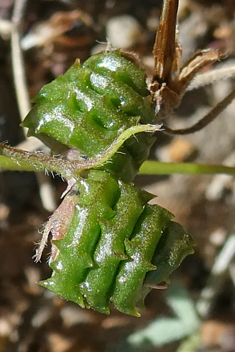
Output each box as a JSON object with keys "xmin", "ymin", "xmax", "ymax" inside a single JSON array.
[
  {"xmin": 23, "ymin": 49, "xmax": 195, "ymax": 316},
  {"xmin": 22, "ymin": 50, "xmax": 156, "ymax": 182},
  {"xmin": 39, "ymin": 170, "xmax": 194, "ymax": 316}
]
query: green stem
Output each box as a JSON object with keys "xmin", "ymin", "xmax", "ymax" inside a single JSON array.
[
  {"xmin": 0, "ymin": 155, "xmax": 39, "ymax": 172},
  {"xmin": 0, "ymin": 144, "xmax": 73, "ymax": 178},
  {"xmin": 71, "ymin": 123, "xmax": 161, "ymax": 174},
  {"xmin": 1, "ymin": 144, "xmax": 235, "ymax": 179},
  {"xmin": 0, "ymin": 124, "xmax": 161, "ymax": 177},
  {"xmin": 139, "ymin": 160, "xmax": 235, "ymax": 176}
]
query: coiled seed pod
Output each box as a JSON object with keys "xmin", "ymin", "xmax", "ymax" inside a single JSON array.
[
  {"xmin": 39, "ymin": 170, "xmax": 193, "ymax": 316},
  {"xmin": 23, "ymin": 49, "xmax": 194, "ymax": 316},
  {"xmin": 22, "ymin": 50, "xmax": 156, "ymax": 182}
]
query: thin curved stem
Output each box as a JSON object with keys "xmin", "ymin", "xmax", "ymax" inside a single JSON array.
[
  {"xmin": 71, "ymin": 123, "xmax": 161, "ymax": 174},
  {"xmin": 0, "ymin": 124, "xmax": 162, "ymax": 178},
  {"xmin": 11, "ymin": 0, "xmax": 31, "ymax": 125},
  {"xmin": 163, "ymin": 87, "xmax": 235, "ymax": 135},
  {"xmin": 187, "ymin": 64, "xmax": 235, "ymax": 91}
]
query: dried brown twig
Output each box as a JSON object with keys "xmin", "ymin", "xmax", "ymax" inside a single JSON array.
[
  {"xmin": 163, "ymin": 87, "xmax": 235, "ymax": 135},
  {"xmin": 151, "ymin": 0, "xmax": 235, "ymax": 135}
]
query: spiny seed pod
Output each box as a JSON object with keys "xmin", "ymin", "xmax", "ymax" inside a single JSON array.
[
  {"xmin": 39, "ymin": 170, "xmax": 194, "ymax": 316},
  {"xmin": 22, "ymin": 50, "xmax": 156, "ymax": 182},
  {"xmin": 22, "ymin": 49, "xmax": 194, "ymax": 316}
]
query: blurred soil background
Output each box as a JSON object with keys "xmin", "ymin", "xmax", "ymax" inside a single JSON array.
[{"xmin": 0, "ymin": 0, "xmax": 235, "ymax": 351}]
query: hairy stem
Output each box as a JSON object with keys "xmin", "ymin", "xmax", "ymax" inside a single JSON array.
[
  {"xmin": 0, "ymin": 143, "xmax": 73, "ymax": 178},
  {"xmin": 0, "ymin": 124, "xmax": 161, "ymax": 177},
  {"xmin": 71, "ymin": 124, "xmax": 162, "ymax": 175},
  {"xmin": 0, "ymin": 155, "xmax": 39, "ymax": 172}
]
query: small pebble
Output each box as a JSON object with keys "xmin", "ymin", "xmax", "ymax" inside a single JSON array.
[
  {"xmin": 48, "ymin": 333, "xmax": 73, "ymax": 352},
  {"xmin": 157, "ymin": 139, "xmax": 196, "ymax": 162},
  {"xmin": 201, "ymin": 320, "xmax": 235, "ymax": 347},
  {"xmin": 106, "ymin": 15, "xmax": 143, "ymax": 49},
  {"xmin": 210, "ymin": 228, "xmax": 226, "ymax": 247}
]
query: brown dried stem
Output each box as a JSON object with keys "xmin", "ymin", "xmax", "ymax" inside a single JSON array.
[{"xmin": 163, "ymin": 86, "xmax": 235, "ymax": 135}]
